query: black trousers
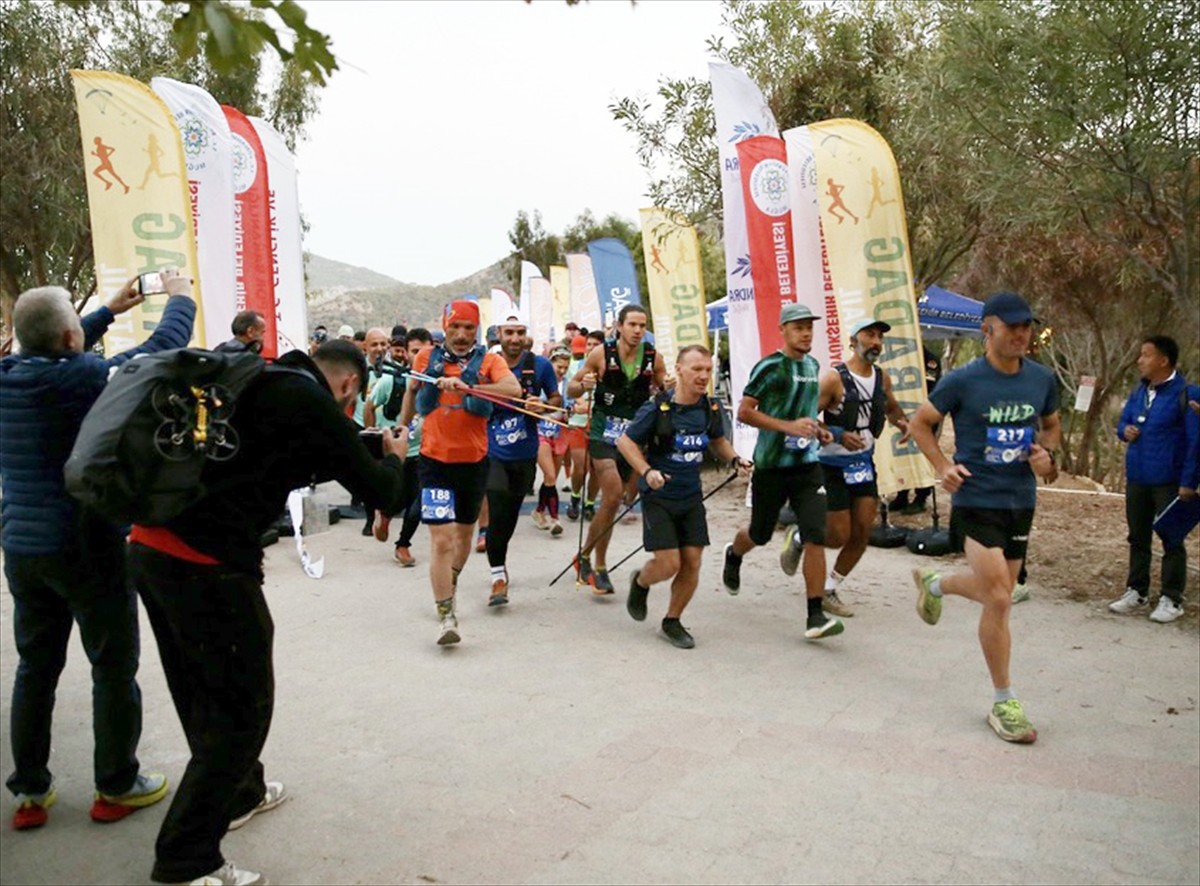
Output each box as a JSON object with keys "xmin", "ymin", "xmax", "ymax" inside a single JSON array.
[
  {"xmin": 1125, "ymin": 482, "xmax": 1186, "ymax": 603},
  {"xmin": 485, "ymin": 458, "xmax": 538, "ymax": 569},
  {"xmin": 128, "ymin": 545, "xmax": 272, "ymax": 883},
  {"xmin": 394, "ymin": 457, "xmax": 422, "ymax": 547}
]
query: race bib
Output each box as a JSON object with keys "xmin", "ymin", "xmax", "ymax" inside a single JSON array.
[
  {"xmin": 538, "ymin": 419, "xmax": 560, "ymax": 439},
  {"xmin": 784, "ymin": 434, "xmax": 815, "ymax": 451},
  {"xmin": 984, "ymin": 425, "xmax": 1034, "ymax": 465},
  {"xmin": 842, "ymin": 458, "xmax": 875, "ymax": 485},
  {"xmin": 603, "ymin": 416, "xmax": 631, "ymax": 444},
  {"xmin": 421, "ymin": 487, "xmax": 456, "ymax": 521},
  {"xmin": 494, "ymin": 413, "xmax": 528, "ymax": 448},
  {"xmin": 669, "ymin": 432, "xmax": 709, "ymax": 464}
]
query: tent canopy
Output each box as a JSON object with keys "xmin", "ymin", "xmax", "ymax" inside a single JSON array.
[
  {"xmin": 918, "ymin": 285, "xmax": 983, "ymax": 339},
  {"xmin": 707, "ymin": 296, "xmax": 728, "ymax": 332}
]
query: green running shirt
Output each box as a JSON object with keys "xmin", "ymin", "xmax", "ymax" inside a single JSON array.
[{"xmin": 743, "ymin": 351, "xmax": 822, "ymax": 469}]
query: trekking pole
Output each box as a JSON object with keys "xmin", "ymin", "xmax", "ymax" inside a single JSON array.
[
  {"xmin": 549, "ymin": 492, "xmax": 643, "ymax": 587},
  {"xmin": 552, "ymin": 392, "xmax": 595, "ymax": 588},
  {"xmin": 605, "ymin": 468, "xmax": 743, "ymax": 575}
]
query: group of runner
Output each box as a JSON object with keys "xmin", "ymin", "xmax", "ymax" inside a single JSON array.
[{"xmin": 381, "ymin": 289, "xmax": 1060, "ymax": 745}]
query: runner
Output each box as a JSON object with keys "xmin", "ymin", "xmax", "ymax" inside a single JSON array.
[
  {"xmin": 484, "ymin": 315, "xmax": 560, "ymax": 606},
  {"xmin": 567, "ymin": 306, "xmax": 667, "ymax": 595},
  {"xmin": 785, "ymin": 318, "xmax": 912, "ymax": 617},
  {"xmin": 532, "ymin": 346, "xmax": 573, "ymax": 536},
  {"xmin": 565, "ymin": 330, "xmax": 606, "ymax": 522},
  {"xmin": 618, "ymin": 346, "xmax": 746, "ymax": 648},
  {"xmin": 908, "ymin": 291, "xmax": 1061, "ymax": 743},
  {"xmin": 398, "ymin": 301, "xmax": 520, "ymax": 645},
  {"xmin": 721, "ymin": 302, "xmax": 845, "ymax": 641}
]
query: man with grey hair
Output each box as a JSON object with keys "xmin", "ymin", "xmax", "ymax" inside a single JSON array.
[{"xmin": 0, "ymin": 270, "xmax": 195, "ymax": 830}]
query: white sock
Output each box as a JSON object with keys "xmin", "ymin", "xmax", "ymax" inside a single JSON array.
[
  {"xmin": 929, "ymin": 576, "xmax": 943, "ymax": 597},
  {"xmin": 825, "ymin": 570, "xmax": 845, "ymax": 593},
  {"xmin": 490, "ymin": 565, "xmax": 506, "ymax": 582}
]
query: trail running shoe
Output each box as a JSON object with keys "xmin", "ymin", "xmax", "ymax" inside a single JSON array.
[
  {"xmin": 550, "ymin": 519, "xmax": 564, "ymax": 537},
  {"xmin": 823, "ymin": 589, "xmax": 854, "ymax": 618},
  {"xmin": 394, "ymin": 546, "xmax": 415, "ymax": 567},
  {"xmin": 575, "ymin": 555, "xmax": 597, "ymax": 590},
  {"xmin": 988, "ymin": 699, "xmax": 1037, "ymax": 743},
  {"xmin": 1011, "ymin": 583, "xmax": 1031, "ymax": 604},
  {"xmin": 90, "ymin": 772, "xmax": 169, "ymax": 823},
  {"xmin": 531, "ymin": 510, "xmax": 550, "ymax": 530},
  {"xmin": 566, "ymin": 498, "xmax": 581, "ymax": 521},
  {"xmin": 187, "ymin": 860, "xmax": 267, "ymax": 885},
  {"xmin": 804, "ymin": 611, "xmax": 845, "ymax": 640},
  {"xmin": 582, "ymin": 503, "xmax": 595, "ymax": 521},
  {"xmin": 627, "ymin": 569, "xmax": 649, "ymax": 621},
  {"xmin": 779, "ymin": 525, "xmax": 803, "ymax": 577},
  {"xmin": 12, "ymin": 787, "xmax": 55, "ymax": 831},
  {"xmin": 912, "ymin": 567, "xmax": 942, "ymax": 626},
  {"xmin": 592, "ymin": 568, "xmax": 615, "ymax": 596},
  {"xmin": 372, "ymin": 512, "xmax": 391, "ymax": 542},
  {"xmin": 489, "ymin": 578, "xmax": 509, "ymax": 607},
  {"xmin": 228, "ymin": 781, "xmax": 288, "ymax": 831},
  {"xmin": 1108, "ymin": 588, "xmax": 1147, "ymax": 614},
  {"xmin": 722, "ymin": 543, "xmax": 741, "ymax": 595},
  {"xmin": 661, "ymin": 618, "xmax": 695, "ymax": 649},
  {"xmin": 438, "ymin": 613, "xmax": 461, "ymax": 646}
]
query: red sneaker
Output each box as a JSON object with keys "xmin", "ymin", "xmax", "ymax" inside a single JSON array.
[{"xmin": 12, "ymin": 788, "xmax": 55, "ymax": 830}]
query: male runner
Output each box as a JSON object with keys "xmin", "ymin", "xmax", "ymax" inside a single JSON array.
[
  {"xmin": 533, "ymin": 346, "xmax": 574, "ymax": 535},
  {"xmin": 399, "ymin": 301, "xmax": 520, "ymax": 645},
  {"xmin": 484, "ymin": 314, "xmax": 560, "ymax": 605},
  {"xmin": 566, "ymin": 331, "xmax": 606, "ymax": 521},
  {"xmin": 568, "ymin": 306, "xmax": 667, "ymax": 594},
  {"xmin": 782, "ymin": 318, "xmax": 911, "ymax": 616},
  {"xmin": 909, "ymin": 291, "xmax": 1060, "ymax": 743},
  {"xmin": 618, "ymin": 346, "xmax": 746, "ymax": 647},
  {"xmin": 721, "ymin": 302, "xmax": 844, "ymax": 640}
]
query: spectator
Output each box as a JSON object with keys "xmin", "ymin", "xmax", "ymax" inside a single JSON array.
[
  {"xmin": 336, "ymin": 324, "xmax": 354, "ymax": 342},
  {"xmin": 0, "ymin": 271, "xmax": 195, "ymax": 830},
  {"xmin": 352, "ymin": 329, "xmax": 367, "ymax": 353},
  {"xmin": 309, "ymin": 325, "xmax": 328, "ymax": 356},
  {"xmin": 213, "ymin": 309, "xmax": 266, "ymax": 354},
  {"xmin": 1109, "ymin": 335, "xmax": 1198, "ymax": 623}
]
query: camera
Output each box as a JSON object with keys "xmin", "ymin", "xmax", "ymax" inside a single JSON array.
[
  {"xmin": 138, "ymin": 272, "xmax": 167, "ymax": 295},
  {"xmin": 312, "ymin": 327, "xmax": 328, "ymax": 344}
]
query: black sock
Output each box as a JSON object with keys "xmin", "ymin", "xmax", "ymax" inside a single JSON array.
[
  {"xmin": 662, "ymin": 616, "xmax": 680, "ymax": 627},
  {"xmin": 806, "ymin": 597, "xmax": 823, "ymax": 619}
]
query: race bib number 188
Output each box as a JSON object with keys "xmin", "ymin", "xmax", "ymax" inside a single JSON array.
[{"xmin": 421, "ymin": 487, "xmax": 456, "ymax": 521}]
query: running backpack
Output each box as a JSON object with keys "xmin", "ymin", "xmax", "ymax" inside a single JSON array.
[
  {"xmin": 64, "ymin": 348, "xmax": 268, "ymax": 526},
  {"xmin": 414, "ymin": 345, "xmax": 493, "ymax": 418}
]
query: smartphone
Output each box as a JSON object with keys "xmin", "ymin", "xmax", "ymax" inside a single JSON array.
[{"xmin": 138, "ymin": 271, "xmax": 166, "ymax": 295}]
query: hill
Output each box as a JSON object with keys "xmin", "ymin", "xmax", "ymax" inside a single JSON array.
[{"xmin": 304, "ymin": 253, "xmax": 511, "ymax": 334}]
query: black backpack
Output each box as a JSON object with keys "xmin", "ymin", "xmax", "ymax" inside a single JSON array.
[{"xmin": 64, "ymin": 348, "xmax": 267, "ymax": 526}]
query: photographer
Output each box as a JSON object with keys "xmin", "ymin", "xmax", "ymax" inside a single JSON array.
[{"xmin": 126, "ymin": 340, "xmax": 406, "ymax": 885}]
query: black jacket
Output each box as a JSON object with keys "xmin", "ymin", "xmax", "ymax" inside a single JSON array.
[{"xmin": 165, "ymin": 350, "xmax": 405, "ymax": 573}]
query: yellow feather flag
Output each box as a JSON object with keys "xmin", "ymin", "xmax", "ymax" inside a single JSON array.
[
  {"xmin": 71, "ymin": 70, "xmax": 205, "ymax": 349},
  {"xmin": 638, "ymin": 208, "xmax": 709, "ymax": 371}
]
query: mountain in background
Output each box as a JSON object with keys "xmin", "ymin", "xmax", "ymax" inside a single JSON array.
[{"xmin": 304, "ymin": 253, "xmax": 510, "ymax": 334}]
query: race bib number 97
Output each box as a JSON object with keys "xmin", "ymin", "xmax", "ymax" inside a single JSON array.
[
  {"xmin": 984, "ymin": 425, "xmax": 1033, "ymax": 464},
  {"xmin": 421, "ymin": 487, "xmax": 456, "ymax": 521}
]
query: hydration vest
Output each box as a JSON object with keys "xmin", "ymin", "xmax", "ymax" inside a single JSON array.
[
  {"xmin": 829, "ymin": 363, "xmax": 886, "ymax": 438},
  {"xmin": 599, "ymin": 339, "xmax": 656, "ymax": 412},
  {"xmin": 414, "ymin": 345, "xmax": 493, "ymax": 418},
  {"xmin": 646, "ymin": 391, "xmax": 725, "ymax": 456}
]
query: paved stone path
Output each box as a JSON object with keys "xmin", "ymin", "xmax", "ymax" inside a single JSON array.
[{"xmin": 2, "ymin": 503, "xmax": 1197, "ymax": 884}]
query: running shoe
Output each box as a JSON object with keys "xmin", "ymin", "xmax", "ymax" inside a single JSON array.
[
  {"xmin": 1108, "ymin": 588, "xmax": 1147, "ymax": 614},
  {"xmin": 228, "ymin": 781, "xmax": 288, "ymax": 831},
  {"xmin": 1011, "ymin": 583, "xmax": 1031, "ymax": 604},
  {"xmin": 912, "ymin": 567, "xmax": 942, "ymax": 626},
  {"xmin": 804, "ymin": 611, "xmax": 845, "ymax": 640},
  {"xmin": 566, "ymin": 497, "xmax": 581, "ymax": 521},
  {"xmin": 1149, "ymin": 596, "xmax": 1184, "ymax": 623},
  {"xmin": 722, "ymin": 543, "xmax": 741, "ymax": 595},
  {"xmin": 823, "ymin": 590, "xmax": 854, "ymax": 618},
  {"xmin": 627, "ymin": 569, "xmax": 648, "ymax": 621},
  {"xmin": 90, "ymin": 772, "xmax": 169, "ymax": 823},
  {"xmin": 531, "ymin": 510, "xmax": 550, "ymax": 530},
  {"xmin": 372, "ymin": 512, "xmax": 391, "ymax": 542},
  {"xmin": 987, "ymin": 699, "xmax": 1037, "ymax": 743},
  {"xmin": 437, "ymin": 612, "xmax": 461, "ymax": 646},
  {"xmin": 11, "ymin": 786, "xmax": 55, "ymax": 831},
  {"xmin": 549, "ymin": 519, "xmax": 564, "ymax": 537},
  {"xmin": 582, "ymin": 503, "xmax": 595, "ymax": 521},
  {"xmin": 394, "ymin": 546, "xmax": 415, "ymax": 567},
  {"xmin": 489, "ymin": 578, "xmax": 509, "ymax": 607},
  {"xmin": 592, "ymin": 568, "xmax": 615, "ymax": 596},
  {"xmin": 661, "ymin": 618, "xmax": 695, "ymax": 649},
  {"xmin": 187, "ymin": 861, "xmax": 266, "ymax": 885},
  {"xmin": 475, "ymin": 530, "xmax": 488, "ymax": 553},
  {"xmin": 779, "ymin": 525, "xmax": 803, "ymax": 577}
]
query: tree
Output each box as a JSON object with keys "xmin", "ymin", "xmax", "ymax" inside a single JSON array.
[{"xmin": 505, "ymin": 210, "xmax": 561, "ymax": 294}]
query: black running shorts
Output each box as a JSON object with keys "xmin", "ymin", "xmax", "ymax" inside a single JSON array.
[
  {"xmin": 821, "ymin": 463, "xmax": 879, "ymax": 512},
  {"xmin": 749, "ymin": 462, "xmax": 826, "ymax": 547},
  {"xmin": 417, "ymin": 456, "xmax": 489, "ymax": 525},
  {"xmin": 642, "ymin": 496, "xmax": 709, "ymax": 551},
  {"xmin": 949, "ymin": 506, "xmax": 1034, "ymax": 561},
  {"xmin": 587, "ymin": 439, "xmax": 633, "ymax": 482}
]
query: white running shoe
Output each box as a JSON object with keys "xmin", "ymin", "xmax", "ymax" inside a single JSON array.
[
  {"xmin": 228, "ymin": 782, "xmax": 287, "ymax": 831},
  {"xmin": 779, "ymin": 525, "xmax": 803, "ymax": 577},
  {"xmin": 531, "ymin": 510, "xmax": 550, "ymax": 530},
  {"xmin": 438, "ymin": 613, "xmax": 461, "ymax": 646},
  {"xmin": 1109, "ymin": 588, "xmax": 1147, "ymax": 614},
  {"xmin": 186, "ymin": 861, "xmax": 267, "ymax": 885},
  {"xmin": 1149, "ymin": 596, "xmax": 1184, "ymax": 623}
]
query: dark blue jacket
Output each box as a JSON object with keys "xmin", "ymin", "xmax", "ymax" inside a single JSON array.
[
  {"xmin": 1116, "ymin": 373, "xmax": 1199, "ymax": 488},
  {"xmin": 0, "ymin": 296, "xmax": 196, "ymax": 555}
]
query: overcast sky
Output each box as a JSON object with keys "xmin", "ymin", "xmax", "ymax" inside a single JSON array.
[{"xmin": 295, "ymin": 0, "xmax": 728, "ymax": 285}]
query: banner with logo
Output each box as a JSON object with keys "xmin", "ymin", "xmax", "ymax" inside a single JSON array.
[
  {"xmin": 549, "ymin": 264, "xmax": 571, "ymax": 342},
  {"xmin": 709, "ymin": 62, "xmax": 779, "ymax": 457},
  {"xmin": 150, "ymin": 77, "xmax": 234, "ymax": 350},
  {"xmin": 71, "ymin": 70, "xmax": 207, "ymax": 350},
  {"xmin": 529, "ymin": 277, "xmax": 553, "ymax": 351},
  {"xmin": 490, "ymin": 287, "xmax": 517, "ymax": 325},
  {"xmin": 565, "ymin": 253, "xmax": 603, "ymax": 333},
  {"xmin": 805, "ymin": 118, "xmax": 934, "ymax": 494},
  {"xmin": 639, "ymin": 207, "xmax": 708, "ymax": 370},
  {"xmin": 781, "ymin": 126, "xmax": 838, "ymax": 370},
  {"xmin": 587, "ymin": 238, "xmax": 642, "ymax": 330},
  {"xmin": 222, "ymin": 105, "xmax": 278, "ymax": 357},
  {"xmin": 249, "ymin": 117, "xmax": 307, "ymax": 355}
]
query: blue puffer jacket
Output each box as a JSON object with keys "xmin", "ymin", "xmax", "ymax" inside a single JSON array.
[
  {"xmin": 1116, "ymin": 373, "xmax": 1198, "ymax": 488},
  {"xmin": 0, "ymin": 296, "xmax": 196, "ymax": 555}
]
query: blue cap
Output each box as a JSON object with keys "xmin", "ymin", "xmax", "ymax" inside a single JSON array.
[{"xmin": 982, "ymin": 291, "xmax": 1036, "ymax": 325}]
